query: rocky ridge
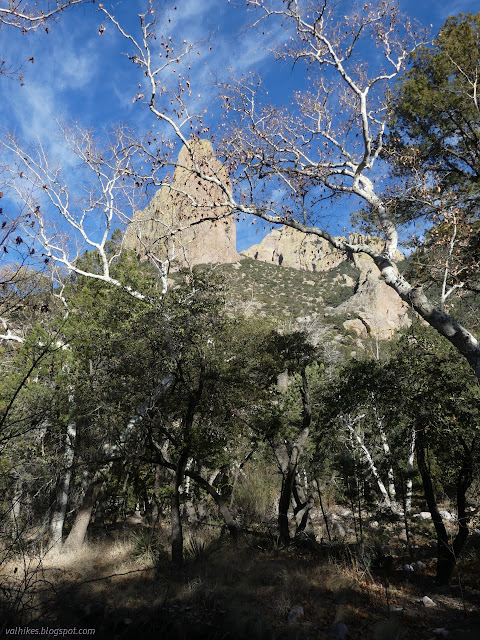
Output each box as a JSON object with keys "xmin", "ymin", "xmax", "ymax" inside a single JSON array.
[
  {"xmin": 124, "ymin": 141, "xmax": 410, "ymax": 340},
  {"xmin": 242, "ymin": 225, "xmax": 346, "ymax": 272}
]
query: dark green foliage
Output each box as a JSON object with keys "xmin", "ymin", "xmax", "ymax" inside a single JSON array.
[
  {"xmin": 386, "ymin": 325, "xmax": 480, "ymax": 492},
  {"xmin": 387, "ymin": 13, "xmax": 480, "ymax": 302},
  {"xmin": 389, "ymin": 13, "xmax": 480, "ymax": 192}
]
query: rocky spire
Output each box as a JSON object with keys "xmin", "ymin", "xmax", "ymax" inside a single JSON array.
[{"xmin": 123, "ymin": 139, "xmax": 239, "ymax": 268}]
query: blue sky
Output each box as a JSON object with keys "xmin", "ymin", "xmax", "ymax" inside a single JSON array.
[{"xmin": 1, "ymin": 0, "xmax": 478, "ymax": 256}]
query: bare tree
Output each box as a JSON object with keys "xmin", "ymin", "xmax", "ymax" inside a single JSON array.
[
  {"xmin": 2, "ymin": 0, "xmax": 480, "ymax": 384},
  {"xmin": 0, "ymin": 3, "xmax": 231, "ymax": 322},
  {"xmin": 216, "ymin": 0, "xmax": 480, "ymax": 379},
  {"xmin": 0, "ymin": 0, "xmax": 91, "ymax": 80}
]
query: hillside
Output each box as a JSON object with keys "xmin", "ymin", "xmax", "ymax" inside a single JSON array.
[
  {"xmin": 170, "ymin": 253, "xmax": 401, "ymax": 360},
  {"xmin": 120, "ymin": 141, "xmax": 411, "ymax": 349}
]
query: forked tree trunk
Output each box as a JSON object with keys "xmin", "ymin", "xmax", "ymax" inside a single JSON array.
[
  {"xmin": 293, "ymin": 471, "xmax": 316, "ymax": 540},
  {"xmin": 275, "ymin": 368, "xmax": 312, "ymax": 545},
  {"xmin": 64, "ymin": 479, "xmax": 104, "ymax": 551},
  {"xmin": 185, "ymin": 469, "xmax": 239, "ymax": 539}
]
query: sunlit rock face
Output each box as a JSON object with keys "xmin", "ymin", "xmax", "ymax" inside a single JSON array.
[
  {"xmin": 123, "ymin": 139, "xmax": 239, "ymax": 268},
  {"xmin": 242, "ymin": 226, "xmax": 410, "ymax": 338},
  {"xmin": 242, "ymin": 225, "xmax": 346, "ymax": 272},
  {"xmin": 336, "ymin": 256, "xmax": 411, "ymax": 339},
  {"xmin": 335, "ymin": 236, "xmax": 410, "ymax": 339}
]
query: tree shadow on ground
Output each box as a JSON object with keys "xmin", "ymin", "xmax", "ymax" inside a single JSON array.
[{"xmin": 2, "ymin": 536, "xmax": 480, "ymax": 639}]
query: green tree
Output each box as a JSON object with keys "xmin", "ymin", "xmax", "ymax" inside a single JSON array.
[
  {"xmin": 386, "ymin": 327, "xmax": 480, "ymax": 585},
  {"xmin": 257, "ymin": 332, "xmax": 322, "ymax": 545},
  {"xmin": 389, "ymin": 13, "xmax": 480, "ymax": 196},
  {"xmin": 388, "ymin": 13, "xmax": 480, "ymax": 313}
]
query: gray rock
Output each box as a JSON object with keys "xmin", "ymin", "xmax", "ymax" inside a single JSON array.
[
  {"xmin": 439, "ymin": 510, "xmax": 456, "ymax": 522},
  {"xmin": 403, "ymin": 564, "xmax": 414, "ymax": 572},
  {"xmin": 287, "ymin": 605, "xmax": 304, "ymax": 624},
  {"xmin": 415, "ymin": 511, "xmax": 432, "ymax": 520},
  {"xmin": 432, "ymin": 629, "xmax": 449, "ymax": 638},
  {"xmin": 422, "ymin": 596, "xmax": 437, "ymax": 608},
  {"xmin": 414, "ymin": 560, "xmax": 427, "ymax": 571}
]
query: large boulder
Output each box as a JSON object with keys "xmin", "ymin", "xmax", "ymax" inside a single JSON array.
[
  {"xmin": 336, "ymin": 247, "xmax": 410, "ymax": 339},
  {"xmin": 123, "ymin": 139, "xmax": 239, "ymax": 267}
]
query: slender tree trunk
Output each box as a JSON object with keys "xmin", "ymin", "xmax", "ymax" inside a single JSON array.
[
  {"xmin": 347, "ymin": 477, "xmax": 359, "ymax": 545},
  {"xmin": 229, "ymin": 463, "xmax": 241, "ymax": 510},
  {"xmin": 151, "ymin": 464, "xmax": 162, "ymax": 526},
  {"xmin": 378, "ymin": 420, "xmax": 396, "ymax": 502},
  {"xmin": 356, "ymin": 475, "xmax": 364, "ymax": 546},
  {"xmin": 293, "ymin": 472, "xmax": 315, "ymax": 540},
  {"xmin": 278, "ymin": 464, "xmax": 296, "ymax": 545},
  {"xmin": 170, "ymin": 461, "xmax": 185, "ymax": 567},
  {"xmin": 343, "ymin": 416, "xmax": 394, "ymax": 510},
  {"xmin": 315, "ymin": 478, "xmax": 332, "ymax": 543},
  {"xmin": 416, "ymin": 430, "xmax": 472, "ymax": 585},
  {"xmin": 405, "ymin": 427, "xmax": 416, "ymax": 513},
  {"xmin": 168, "ymin": 367, "xmax": 204, "ymax": 566},
  {"xmin": 10, "ymin": 473, "xmax": 22, "ymax": 535},
  {"xmin": 49, "ymin": 421, "xmax": 76, "ymax": 547}
]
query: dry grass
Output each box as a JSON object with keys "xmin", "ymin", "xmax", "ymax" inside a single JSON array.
[{"xmin": 1, "ymin": 526, "xmax": 479, "ymax": 639}]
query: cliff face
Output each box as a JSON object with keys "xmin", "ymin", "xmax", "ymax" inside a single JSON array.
[
  {"xmin": 242, "ymin": 226, "xmax": 345, "ymax": 272},
  {"xmin": 337, "ymin": 253, "xmax": 411, "ymax": 339},
  {"xmin": 241, "ymin": 226, "xmax": 410, "ymax": 338},
  {"xmin": 124, "ymin": 145, "xmax": 410, "ymax": 339},
  {"xmin": 123, "ymin": 139, "xmax": 239, "ymax": 268}
]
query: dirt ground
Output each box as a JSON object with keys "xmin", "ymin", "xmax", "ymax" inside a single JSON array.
[{"xmin": 1, "ymin": 524, "xmax": 480, "ymax": 639}]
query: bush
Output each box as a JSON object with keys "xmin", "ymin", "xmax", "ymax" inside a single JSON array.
[{"xmin": 234, "ymin": 463, "xmax": 278, "ymax": 526}]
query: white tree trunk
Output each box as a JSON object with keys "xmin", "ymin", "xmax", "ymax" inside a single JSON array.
[
  {"xmin": 342, "ymin": 415, "xmax": 392, "ymax": 508},
  {"xmin": 378, "ymin": 422, "xmax": 396, "ymax": 502},
  {"xmin": 405, "ymin": 428, "xmax": 416, "ymax": 513},
  {"xmin": 49, "ymin": 421, "xmax": 76, "ymax": 547},
  {"xmin": 10, "ymin": 473, "xmax": 22, "ymax": 533}
]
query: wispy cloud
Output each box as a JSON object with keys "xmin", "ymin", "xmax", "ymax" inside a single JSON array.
[{"xmin": 436, "ymin": 0, "xmax": 479, "ymax": 20}]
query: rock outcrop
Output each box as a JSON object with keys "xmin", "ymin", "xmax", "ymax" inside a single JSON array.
[
  {"xmin": 336, "ymin": 260, "xmax": 411, "ymax": 339},
  {"xmin": 242, "ymin": 226, "xmax": 345, "ymax": 272},
  {"xmin": 242, "ymin": 225, "xmax": 410, "ymax": 338},
  {"xmin": 334, "ymin": 237, "xmax": 410, "ymax": 339},
  {"xmin": 123, "ymin": 139, "xmax": 239, "ymax": 268}
]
